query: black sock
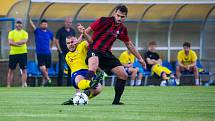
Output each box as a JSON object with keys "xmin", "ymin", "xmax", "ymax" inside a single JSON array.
[
  {"xmin": 113, "ymin": 78, "xmax": 126, "ymax": 104},
  {"xmin": 83, "ymin": 89, "xmax": 91, "ymax": 96},
  {"xmin": 85, "ymin": 70, "xmax": 95, "ymax": 80}
]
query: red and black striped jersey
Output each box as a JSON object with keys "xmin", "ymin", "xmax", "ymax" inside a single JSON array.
[{"xmin": 90, "ymin": 17, "xmax": 129, "ymax": 53}]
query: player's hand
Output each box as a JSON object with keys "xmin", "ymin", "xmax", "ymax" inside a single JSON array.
[
  {"xmin": 185, "ymin": 65, "xmax": 189, "ymax": 70},
  {"xmin": 77, "ymin": 23, "xmax": 85, "ymax": 34},
  {"xmin": 139, "ymin": 59, "xmax": 146, "ymax": 69}
]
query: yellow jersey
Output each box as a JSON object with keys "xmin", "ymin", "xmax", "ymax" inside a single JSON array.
[
  {"xmin": 8, "ymin": 29, "xmax": 28, "ymax": 55},
  {"xmin": 65, "ymin": 41, "xmax": 88, "ymax": 73},
  {"xmin": 177, "ymin": 50, "xmax": 197, "ymax": 65},
  {"xmin": 119, "ymin": 50, "xmax": 135, "ymax": 65}
]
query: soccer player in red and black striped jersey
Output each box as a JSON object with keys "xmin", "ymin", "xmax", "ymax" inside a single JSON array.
[{"xmin": 85, "ymin": 5, "xmax": 146, "ymax": 105}]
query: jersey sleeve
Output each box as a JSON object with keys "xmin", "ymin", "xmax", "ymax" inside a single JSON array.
[
  {"xmin": 90, "ymin": 17, "xmax": 106, "ymax": 31},
  {"xmin": 55, "ymin": 29, "xmax": 61, "ymax": 39},
  {"xmin": 118, "ymin": 27, "xmax": 129, "ymax": 42},
  {"xmin": 191, "ymin": 51, "xmax": 197, "ymax": 62},
  {"xmin": 8, "ymin": 31, "xmax": 13, "ymax": 40},
  {"xmin": 34, "ymin": 28, "xmax": 39, "ymax": 35},
  {"xmin": 177, "ymin": 51, "xmax": 183, "ymax": 62},
  {"xmin": 23, "ymin": 31, "xmax": 28, "ymax": 39}
]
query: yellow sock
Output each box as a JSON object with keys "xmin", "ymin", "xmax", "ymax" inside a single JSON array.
[
  {"xmin": 88, "ymin": 93, "xmax": 95, "ymax": 99},
  {"xmin": 78, "ymin": 79, "xmax": 91, "ymax": 90}
]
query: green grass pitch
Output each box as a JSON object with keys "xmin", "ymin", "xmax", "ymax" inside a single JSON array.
[{"xmin": 0, "ymin": 86, "xmax": 215, "ymax": 121}]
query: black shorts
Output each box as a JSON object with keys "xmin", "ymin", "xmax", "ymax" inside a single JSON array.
[
  {"xmin": 37, "ymin": 53, "xmax": 51, "ymax": 68},
  {"xmin": 9, "ymin": 53, "xmax": 27, "ymax": 70},
  {"xmin": 86, "ymin": 50, "xmax": 122, "ymax": 74}
]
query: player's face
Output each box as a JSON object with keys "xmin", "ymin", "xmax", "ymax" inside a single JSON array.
[
  {"xmin": 114, "ymin": 10, "xmax": 127, "ymax": 24},
  {"xmin": 15, "ymin": 23, "xmax": 23, "ymax": 30},
  {"xmin": 66, "ymin": 37, "xmax": 78, "ymax": 52},
  {"xmin": 148, "ymin": 45, "xmax": 157, "ymax": 52},
  {"xmin": 183, "ymin": 46, "xmax": 190, "ymax": 52},
  {"xmin": 40, "ymin": 22, "xmax": 48, "ymax": 30},
  {"xmin": 65, "ymin": 18, "xmax": 72, "ymax": 28}
]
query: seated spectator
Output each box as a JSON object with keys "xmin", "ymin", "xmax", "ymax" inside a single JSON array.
[
  {"xmin": 176, "ymin": 42, "xmax": 199, "ymax": 86},
  {"xmin": 144, "ymin": 41, "xmax": 175, "ymax": 85},
  {"xmin": 119, "ymin": 50, "xmax": 143, "ymax": 86}
]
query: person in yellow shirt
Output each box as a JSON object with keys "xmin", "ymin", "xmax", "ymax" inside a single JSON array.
[
  {"xmin": 144, "ymin": 41, "xmax": 176, "ymax": 86},
  {"xmin": 176, "ymin": 42, "xmax": 199, "ymax": 85},
  {"xmin": 119, "ymin": 50, "xmax": 143, "ymax": 86},
  {"xmin": 62, "ymin": 24, "xmax": 103, "ymax": 105},
  {"xmin": 7, "ymin": 19, "xmax": 28, "ymax": 87}
]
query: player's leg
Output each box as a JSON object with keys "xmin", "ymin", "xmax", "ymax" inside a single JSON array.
[
  {"xmin": 37, "ymin": 54, "xmax": 50, "ymax": 86},
  {"xmin": 84, "ymin": 83, "xmax": 103, "ymax": 99},
  {"xmin": 128, "ymin": 67, "xmax": 137, "ymax": 86},
  {"xmin": 76, "ymin": 75, "xmax": 92, "ymax": 90},
  {"xmin": 190, "ymin": 65, "xmax": 199, "ymax": 85},
  {"xmin": 57, "ymin": 52, "xmax": 64, "ymax": 86},
  {"xmin": 85, "ymin": 51, "xmax": 99, "ymax": 80},
  {"xmin": 7, "ymin": 55, "xmax": 17, "ymax": 87},
  {"xmin": 135, "ymin": 67, "xmax": 143, "ymax": 86},
  {"xmin": 111, "ymin": 66, "xmax": 128, "ymax": 105},
  {"xmin": 19, "ymin": 53, "xmax": 27, "ymax": 87},
  {"xmin": 7, "ymin": 69, "xmax": 14, "ymax": 88},
  {"xmin": 136, "ymin": 73, "xmax": 143, "ymax": 86},
  {"xmin": 176, "ymin": 63, "xmax": 184, "ymax": 85}
]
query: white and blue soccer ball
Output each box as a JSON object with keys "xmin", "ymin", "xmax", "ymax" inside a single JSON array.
[{"xmin": 73, "ymin": 92, "xmax": 88, "ymax": 106}]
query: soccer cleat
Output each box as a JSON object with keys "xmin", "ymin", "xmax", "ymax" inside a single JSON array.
[
  {"xmin": 90, "ymin": 71, "xmax": 104, "ymax": 88},
  {"xmin": 112, "ymin": 102, "xmax": 125, "ymax": 105},
  {"xmin": 61, "ymin": 98, "xmax": 74, "ymax": 105}
]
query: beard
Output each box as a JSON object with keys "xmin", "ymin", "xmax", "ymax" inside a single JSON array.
[{"xmin": 41, "ymin": 27, "xmax": 47, "ymax": 30}]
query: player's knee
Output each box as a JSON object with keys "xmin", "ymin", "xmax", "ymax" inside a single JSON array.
[
  {"xmin": 77, "ymin": 79, "xmax": 90, "ymax": 90},
  {"xmin": 119, "ymin": 72, "xmax": 128, "ymax": 80}
]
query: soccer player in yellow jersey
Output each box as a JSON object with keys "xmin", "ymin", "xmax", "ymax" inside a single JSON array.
[
  {"xmin": 119, "ymin": 50, "xmax": 143, "ymax": 86},
  {"xmin": 176, "ymin": 42, "xmax": 199, "ymax": 85},
  {"xmin": 7, "ymin": 19, "xmax": 28, "ymax": 87},
  {"xmin": 62, "ymin": 24, "xmax": 103, "ymax": 105}
]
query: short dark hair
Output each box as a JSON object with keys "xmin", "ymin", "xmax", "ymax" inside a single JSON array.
[
  {"xmin": 115, "ymin": 4, "xmax": 128, "ymax": 16},
  {"xmin": 148, "ymin": 41, "xmax": 157, "ymax": 46},
  {"xmin": 40, "ymin": 19, "xmax": 48, "ymax": 24},
  {"xmin": 183, "ymin": 42, "xmax": 191, "ymax": 48}
]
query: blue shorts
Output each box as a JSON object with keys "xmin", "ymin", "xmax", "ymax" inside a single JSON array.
[{"xmin": 71, "ymin": 69, "xmax": 88, "ymax": 89}]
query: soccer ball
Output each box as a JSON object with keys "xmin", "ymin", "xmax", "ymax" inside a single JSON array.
[{"xmin": 72, "ymin": 92, "xmax": 88, "ymax": 105}]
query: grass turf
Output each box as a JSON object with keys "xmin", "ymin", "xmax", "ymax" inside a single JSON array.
[{"xmin": 0, "ymin": 86, "xmax": 215, "ymax": 121}]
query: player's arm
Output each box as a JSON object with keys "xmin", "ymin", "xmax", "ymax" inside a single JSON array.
[
  {"xmin": 124, "ymin": 41, "xmax": 146, "ymax": 69},
  {"xmin": 29, "ymin": 18, "xmax": 36, "ymax": 30},
  {"xmin": 8, "ymin": 39, "xmax": 21, "ymax": 46},
  {"xmin": 188, "ymin": 61, "xmax": 196, "ymax": 68},
  {"xmin": 77, "ymin": 23, "xmax": 93, "ymax": 44},
  {"xmin": 55, "ymin": 30, "xmax": 63, "ymax": 53},
  {"xmin": 177, "ymin": 53, "xmax": 186, "ymax": 68},
  {"xmin": 178, "ymin": 60, "xmax": 186, "ymax": 68},
  {"xmin": 15, "ymin": 39, "xmax": 28, "ymax": 45},
  {"xmin": 54, "ymin": 38, "xmax": 62, "ymax": 53},
  {"xmin": 146, "ymin": 58, "xmax": 157, "ymax": 65},
  {"xmin": 152, "ymin": 58, "xmax": 162, "ymax": 65},
  {"xmin": 188, "ymin": 52, "xmax": 197, "ymax": 68}
]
